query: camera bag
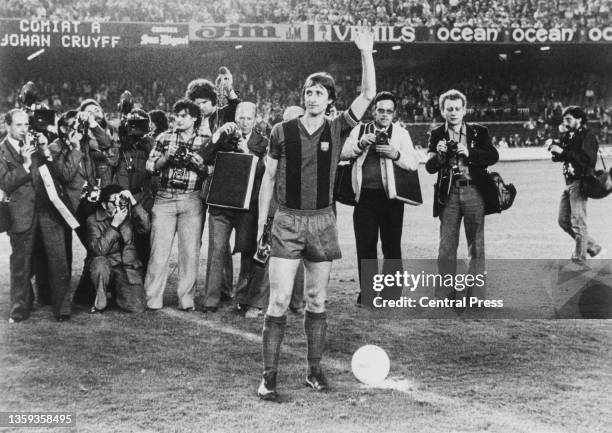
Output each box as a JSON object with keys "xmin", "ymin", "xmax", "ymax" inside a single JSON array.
[
  {"xmin": 580, "ymin": 151, "xmax": 612, "ymax": 199},
  {"xmin": 333, "ymin": 124, "xmax": 366, "ymax": 206}
]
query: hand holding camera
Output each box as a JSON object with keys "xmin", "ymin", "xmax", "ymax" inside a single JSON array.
[
  {"xmin": 254, "ymin": 216, "xmax": 274, "ymax": 266},
  {"xmin": 219, "ymin": 122, "xmax": 238, "ymax": 137},
  {"xmin": 186, "ymin": 153, "xmax": 205, "ymax": 171},
  {"xmin": 119, "ymin": 190, "xmax": 137, "ymax": 206},
  {"xmin": 436, "ymin": 139, "xmax": 448, "ymax": 154},
  {"xmin": 21, "ymin": 142, "xmax": 36, "ymax": 169},
  {"xmin": 358, "ymin": 133, "xmax": 375, "ymax": 149},
  {"xmin": 375, "ymin": 144, "xmax": 399, "ymax": 160},
  {"xmin": 111, "ymin": 205, "xmax": 128, "ymax": 228},
  {"xmin": 546, "ymin": 139, "xmax": 564, "ymax": 161},
  {"xmin": 167, "ymin": 141, "xmax": 180, "ymax": 157},
  {"xmin": 68, "ymin": 130, "xmax": 84, "ymax": 150},
  {"xmin": 456, "ymin": 142, "xmax": 469, "ymax": 157}
]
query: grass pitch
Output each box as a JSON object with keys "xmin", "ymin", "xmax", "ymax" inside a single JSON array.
[{"xmin": 1, "ymin": 160, "xmax": 611, "ymax": 433}]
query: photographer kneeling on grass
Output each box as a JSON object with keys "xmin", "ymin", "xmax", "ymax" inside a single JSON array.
[{"xmin": 86, "ymin": 185, "xmax": 151, "ymax": 313}]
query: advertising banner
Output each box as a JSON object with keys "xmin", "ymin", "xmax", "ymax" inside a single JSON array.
[{"xmin": 0, "ymin": 19, "xmax": 189, "ymax": 48}]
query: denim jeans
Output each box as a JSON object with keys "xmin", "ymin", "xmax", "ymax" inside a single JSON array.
[
  {"xmin": 145, "ymin": 190, "xmax": 203, "ymax": 309},
  {"xmin": 558, "ymin": 180, "xmax": 598, "ymax": 262},
  {"xmin": 437, "ymin": 185, "xmax": 485, "ymax": 297}
]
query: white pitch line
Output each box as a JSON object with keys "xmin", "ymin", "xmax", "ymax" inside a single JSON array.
[{"xmin": 161, "ymin": 309, "xmax": 567, "ymax": 433}]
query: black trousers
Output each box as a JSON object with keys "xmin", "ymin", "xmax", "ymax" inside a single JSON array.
[{"xmin": 353, "ymin": 188, "xmax": 404, "ymax": 300}]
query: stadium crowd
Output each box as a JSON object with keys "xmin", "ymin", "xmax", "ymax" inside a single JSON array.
[
  {"xmin": 2, "ymin": 67, "xmax": 611, "ymax": 145},
  {"xmin": 2, "ymin": 0, "xmax": 611, "ymax": 28}
]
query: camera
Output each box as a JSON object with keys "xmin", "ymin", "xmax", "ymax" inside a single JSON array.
[
  {"xmin": 29, "ymin": 109, "xmax": 55, "ymax": 134},
  {"xmin": 76, "ymin": 117, "xmax": 89, "ymax": 135},
  {"xmin": 446, "ymin": 139, "xmax": 459, "ymax": 155},
  {"xmin": 547, "ymin": 138, "xmax": 565, "ymax": 162},
  {"xmin": 224, "ymin": 129, "xmax": 244, "ymax": 152},
  {"xmin": 253, "ymin": 216, "xmax": 274, "ymax": 266},
  {"xmin": 126, "ymin": 118, "xmax": 149, "ymax": 137},
  {"xmin": 113, "ymin": 194, "xmax": 130, "ymax": 211},
  {"xmin": 169, "ymin": 167, "xmax": 189, "ymax": 189},
  {"xmin": 81, "ymin": 180, "xmax": 101, "ymax": 203},
  {"xmin": 168, "ymin": 145, "xmax": 192, "ymax": 167},
  {"xmin": 375, "ymin": 131, "xmax": 390, "ymax": 148}
]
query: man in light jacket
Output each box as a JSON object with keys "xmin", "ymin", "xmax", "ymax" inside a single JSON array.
[{"xmin": 341, "ymin": 91, "xmax": 419, "ymax": 306}]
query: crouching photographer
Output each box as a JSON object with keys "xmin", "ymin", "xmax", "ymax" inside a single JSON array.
[
  {"xmin": 548, "ymin": 106, "xmax": 602, "ymax": 263},
  {"xmin": 86, "ymin": 186, "xmax": 150, "ymax": 313}
]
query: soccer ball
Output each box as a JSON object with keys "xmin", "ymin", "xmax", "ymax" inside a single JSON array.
[{"xmin": 351, "ymin": 345, "xmax": 390, "ymax": 385}]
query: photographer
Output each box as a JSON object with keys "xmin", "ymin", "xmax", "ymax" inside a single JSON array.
[
  {"xmin": 86, "ymin": 185, "xmax": 149, "ymax": 313},
  {"xmin": 185, "ymin": 70, "xmax": 240, "ymax": 305},
  {"xmin": 78, "ymin": 99, "xmax": 120, "ymax": 188},
  {"xmin": 548, "ymin": 106, "xmax": 602, "ymax": 263},
  {"xmin": 200, "ymin": 102, "xmax": 268, "ymax": 313},
  {"xmin": 115, "ymin": 108, "xmax": 155, "ymax": 272},
  {"xmin": 144, "ymin": 99, "xmax": 207, "ymax": 311},
  {"xmin": 46, "ymin": 110, "xmax": 93, "ymax": 284},
  {"xmin": 0, "ymin": 109, "xmax": 71, "ymax": 322},
  {"xmin": 341, "ymin": 91, "xmax": 419, "ymax": 306},
  {"xmin": 425, "ymin": 90, "xmax": 499, "ymax": 301}
]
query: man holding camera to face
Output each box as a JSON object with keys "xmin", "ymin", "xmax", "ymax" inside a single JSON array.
[
  {"xmin": 341, "ymin": 91, "xmax": 419, "ymax": 306},
  {"xmin": 200, "ymin": 102, "xmax": 268, "ymax": 313},
  {"xmin": 144, "ymin": 99, "xmax": 208, "ymax": 311},
  {"xmin": 86, "ymin": 185, "xmax": 150, "ymax": 313},
  {"xmin": 77, "ymin": 99, "xmax": 120, "ymax": 188},
  {"xmin": 548, "ymin": 106, "xmax": 602, "ymax": 264},
  {"xmin": 425, "ymin": 90, "xmax": 499, "ymax": 301},
  {"xmin": 115, "ymin": 108, "xmax": 156, "ymax": 272},
  {"xmin": 1, "ymin": 109, "xmax": 72, "ymax": 322}
]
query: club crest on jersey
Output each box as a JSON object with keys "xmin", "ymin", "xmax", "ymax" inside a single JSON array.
[{"xmin": 320, "ymin": 141, "xmax": 330, "ymax": 152}]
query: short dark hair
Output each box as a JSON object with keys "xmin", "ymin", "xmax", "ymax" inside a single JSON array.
[
  {"xmin": 173, "ymin": 98, "xmax": 201, "ymax": 120},
  {"xmin": 4, "ymin": 108, "xmax": 26, "ymax": 126},
  {"xmin": 99, "ymin": 184, "xmax": 123, "ymax": 205},
  {"xmin": 148, "ymin": 109, "xmax": 169, "ymax": 134},
  {"xmin": 372, "ymin": 91, "xmax": 397, "ymax": 111},
  {"xmin": 58, "ymin": 109, "xmax": 78, "ymax": 139},
  {"xmin": 562, "ymin": 105, "xmax": 588, "ymax": 125},
  {"xmin": 185, "ymin": 78, "xmax": 218, "ymax": 106},
  {"xmin": 302, "ymin": 72, "xmax": 336, "ymax": 103}
]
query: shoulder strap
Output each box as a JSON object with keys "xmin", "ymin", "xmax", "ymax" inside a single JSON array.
[{"xmin": 358, "ymin": 123, "xmax": 366, "ymax": 139}]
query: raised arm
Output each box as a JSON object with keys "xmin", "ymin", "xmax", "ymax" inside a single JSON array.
[{"xmin": 349, "ymin": 26, "xmax": 376, "ymax": 121}]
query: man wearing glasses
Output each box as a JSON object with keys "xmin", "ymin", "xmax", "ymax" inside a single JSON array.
[{"xmin": 341, "ymin": 91, "xmax": 419, "ymax": 307}]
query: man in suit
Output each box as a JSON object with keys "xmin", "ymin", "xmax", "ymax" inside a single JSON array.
[
  {"xmin": 201, "ymin": 101, "xmax": 268, "ymax": 313},
  {"xmin": 0, "ymin": 109, "xmax": 72, "ymax": 322},
  {"xmin": 425, "ymin": 90, "xmax": 499, "ymax": 302}
]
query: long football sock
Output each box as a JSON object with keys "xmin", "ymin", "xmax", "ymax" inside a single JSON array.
[
  {"xmin": 262, "ymin": 314, "xmax": 287, "ymax": 374},
  {"xmin": 304, "ymin": 310, "xmax": 327, "ymax": 370}
]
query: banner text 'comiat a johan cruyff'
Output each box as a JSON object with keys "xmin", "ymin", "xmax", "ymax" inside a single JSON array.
[{"xmin": 0, "ymin": 19, "xmax": 189, "ymax": 48}]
